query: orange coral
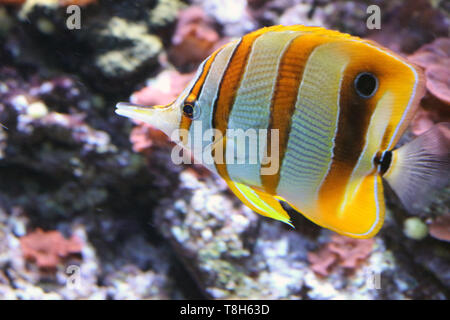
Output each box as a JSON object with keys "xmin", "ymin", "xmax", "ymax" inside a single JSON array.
[
  {"xmin": 20, "ymin": 228, "xmax": 83, "ymax": 269},
  {"xmin": 307, "ymin": 234, "xmax": 375, "ymax": 277}
]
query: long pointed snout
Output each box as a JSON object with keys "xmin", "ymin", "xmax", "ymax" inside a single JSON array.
[{"xmin": 115, "ymin": 102, "xmax": 181, "ymax": 138}]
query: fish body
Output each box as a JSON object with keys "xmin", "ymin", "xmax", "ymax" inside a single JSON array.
[{"xmin": 116, "ymin": 25, "xmax": 449, "ymax": 238}]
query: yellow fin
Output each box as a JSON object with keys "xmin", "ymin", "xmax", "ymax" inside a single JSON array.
[
  {"xmin": 318, "ymin": 175, "xmax": 385, "ymax": 239},
  {"xmin": 225, "ymin": 180, "xmax": 293, "ymax": 227}
]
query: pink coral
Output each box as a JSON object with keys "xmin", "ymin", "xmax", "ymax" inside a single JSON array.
[
  {"xmin": 307, "ymin": 234, "xmax": 375, "ymax": 277},
  {"xmin": 127, "ymin": 70, "xmax": 195, "ymax": 154},
  {"xmin": 408, "ymin": 38, "xmax": 450, "ymax": 105},
  {"xmin": 130, "ymin": 123, "xmax": 172, "ymax": 154},
  {"xmin": 169, "ymin": 6, "xmax": 222, "ymax": 69},
  {"xmin": 327, "ymin": 234, "xmax": 375, "ymax": 269},
  {"xmin": 429, "ymin": 214, "xmax": 450, "ymax": 242},
  {"xmin": 131, "ymin": 70, "xmax": 195, "ymax": 107},
  {"xmin": 307, "ymin": 246, "xmax": 338, "ymax": 277},
  {"xmin": 407, "ymin": 38, "xmax": 450, "ymax": 136},
  {"xmin": 20, "ymin": 228, "xmax": 83, "ymax": 269}
]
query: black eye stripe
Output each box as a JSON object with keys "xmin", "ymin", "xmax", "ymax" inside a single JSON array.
[{"xmin": 354, "ymin": 72, "xmax": 378, "ymax": 98}]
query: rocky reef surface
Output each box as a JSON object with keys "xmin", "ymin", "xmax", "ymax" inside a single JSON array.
[{"xmin": 0, "ymin": 0, "xmax": 449, "ymax": 299}]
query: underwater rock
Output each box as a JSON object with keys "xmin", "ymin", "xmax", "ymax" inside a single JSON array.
[
  {"xmin": 0, "ymin": 63, "xmax": 181, "ymax": 227},
  {"xmin": 367, "ymin": 0, "xmax": 449, "ymax": 54},
  {"xmin": 192, "ymin": 0, "xmax": 258, "ymax": 37},
  {"xmin": 9, "ymin": 0, "xmax": 186, "ymax": 94},
  {"xmin": 278, "ymin": 2, "xmax": 328, "ymax": 29},
  {"xmin": 148, "ymin": 0, "xmax": 187, "ymax": 29},
  {"xmin": 0, "ymin": 205, "xmax": 180, "ymax": 299},
  {"xmin": 93, "ymin": 17, "xmax": 163, "ymax": 82},
  {"xmin": 1, "ymin": 0, "xmax": 449, "ymax": 300},
  {"xmin": 154, "ymin": 169, "xmax": 437, "ymax": 299}
]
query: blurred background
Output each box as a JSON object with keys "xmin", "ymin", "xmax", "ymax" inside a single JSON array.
[{"xmin": 0, "ymin": 0, "xmax": 448, "ymax": 300}]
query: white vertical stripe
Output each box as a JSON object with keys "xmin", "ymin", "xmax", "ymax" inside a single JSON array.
[
  {"xmin": 188, "ymin": 40, "xmax": 240, "ymax": 174},
  {"xmin": 226, "ymin": 30, "xmax": 300, "ymax": 187},
  {"xmin": 277, "ymin": 42, "xmax": 349, "ymax": 214}
]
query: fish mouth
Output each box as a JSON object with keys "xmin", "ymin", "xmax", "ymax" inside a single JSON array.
[
  {"xmin": 115, "ymin": 101, "xmax": 180, "ymax": 138},
  {"xmin": 116, "ymin": 102, "xmax": 152, "ymax": 115},
  {"xmin": 115, "ymin": 102, "xmax": 168, "ymax": 120}
]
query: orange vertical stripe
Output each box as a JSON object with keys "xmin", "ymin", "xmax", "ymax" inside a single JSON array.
[
  {"xmin": 212, "ymin": 28, "xmax": 274, "ymax": 180},
  {"xmin": 179, "ymin": 49, "xmax": 222, "ymax": 135},
  {"xmin": 261, "ymin": 35, "xmax": 331, "ymax": 195}
]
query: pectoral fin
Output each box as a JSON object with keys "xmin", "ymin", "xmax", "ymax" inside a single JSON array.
[{"xmin": 225, "ymin": 180, "xmax": 293, "ymax": 227}]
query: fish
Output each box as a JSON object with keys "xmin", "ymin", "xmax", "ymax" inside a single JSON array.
[{"xmin": 115, "ymin": 25, "xmax": 449, "ymax": 239}]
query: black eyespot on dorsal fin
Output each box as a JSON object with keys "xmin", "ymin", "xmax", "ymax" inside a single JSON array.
[{"xmin": 377, "ymin": 151, "xmax": 392, "ymax": 175}]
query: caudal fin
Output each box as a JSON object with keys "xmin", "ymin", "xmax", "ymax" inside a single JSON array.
[{"xmin": 384, "ymin": 123, "xmax": 450, "ymax": 212}]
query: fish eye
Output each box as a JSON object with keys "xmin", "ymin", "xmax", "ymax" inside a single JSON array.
[
  {"xmin": 354, "ymin": 72, "xmax": 378, "ymax": 98},
  {"xmin": 183, "ymin": 102, "xmax": 201, "ymax": 120},
  {"xmin": 183, "ymin": 103, "xmax": 194, "ymax": 119}
]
